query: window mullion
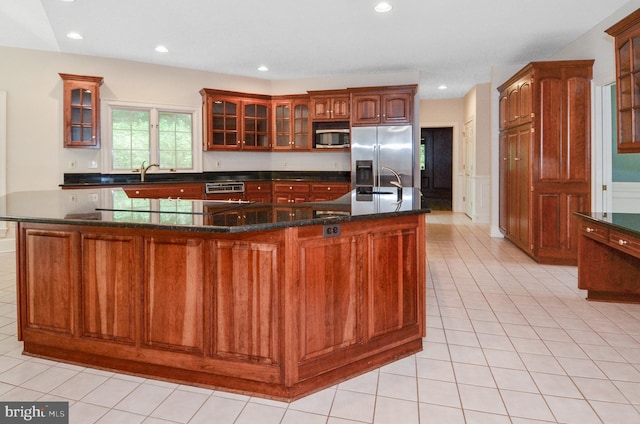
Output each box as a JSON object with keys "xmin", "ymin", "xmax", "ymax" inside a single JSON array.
[{"xmin": 150, "ymin": 108, "xmax": 159, "ymax": 165}]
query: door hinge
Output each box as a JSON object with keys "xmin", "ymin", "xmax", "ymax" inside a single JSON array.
[
  {"xmin": 602, "ymin": 184, "xmax": 608, "ymax": 191},
  {"xmin": 530, "ymin": 186, "xmax": 534, "ymax": 192},
  {"xmin": 531, "ymin": 127, "xmax": 535, "ymax": 133}
]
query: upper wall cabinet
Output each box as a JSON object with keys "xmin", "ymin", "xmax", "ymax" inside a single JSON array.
[
  {"xmin": 272, "ymin": 95, "xmax": 310, "ymax": 151},
  {"xmin": 308, "ymin": 90, "xmax": 350, "ymax": 121},
  {"xmin": 606, "ymin": 9, "xmax": 640, "ymax": 153},
  {"xmin": 59, "ymin": 73, "xmax": 103, "ymax": 148},
  {"xmin": 350, "ymin": 85, "xmax": 416, "ymax": 126},
  {"xmin": 201, "ymin": 89, "xmax": 271, "ymax": 151}
]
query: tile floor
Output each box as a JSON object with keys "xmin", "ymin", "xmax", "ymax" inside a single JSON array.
[{"xmin": 1, "ymin": 212, "xmax": 640, "ymax": 423}]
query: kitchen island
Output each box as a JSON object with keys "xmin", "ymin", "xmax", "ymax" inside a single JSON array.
[{"xmin": 1, "ymin": 188, "xmax": 427, "ymax": 400}]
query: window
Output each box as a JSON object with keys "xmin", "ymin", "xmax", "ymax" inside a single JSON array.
[{"xmin": 105, "ymin": 101, "xmax": 200, "ymax": 173}]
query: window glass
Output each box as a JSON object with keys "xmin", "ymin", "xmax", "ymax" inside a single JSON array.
[{"xmin": 112, "ymin": 109, "xmax": 150, "ymax": 169}]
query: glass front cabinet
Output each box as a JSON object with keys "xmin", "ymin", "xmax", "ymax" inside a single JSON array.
[
  {"xmin": 59, "ymin": 73, "xmax": 103, "ymax": 148},
  {"xmin": 606, "ymin": 9, "xmax": 640, "ymax": 153}
]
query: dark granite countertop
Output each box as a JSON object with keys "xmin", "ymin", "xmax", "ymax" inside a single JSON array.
[
  {"xmin": 574, "ymin": 212, "xmax": 640, "ymax": 236},
  {"xmin": 0, "ymin": 188, "xmax": 429, "ymax": 233},
  {"xmin": 61, "ymin": 171, "xmax": 351, "ymax": 187}
]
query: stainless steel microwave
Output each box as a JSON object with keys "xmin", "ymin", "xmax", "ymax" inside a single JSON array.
[{"xmin": 314, "ymin": 129, "xmax": 350, "ymax": 148}]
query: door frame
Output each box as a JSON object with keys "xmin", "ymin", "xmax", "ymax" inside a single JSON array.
[
  {"xmin": 419, "ymin": 121, "xmax": 461, "ymax": 211},
  {"xmin": 592, "ymin": 78, "xmax": 614, "ymax": 215}
]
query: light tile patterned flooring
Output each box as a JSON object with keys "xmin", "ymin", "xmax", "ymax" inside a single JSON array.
[{"xmin": 1, "ymin": 212, "xmax": 640, "ymax": 423}]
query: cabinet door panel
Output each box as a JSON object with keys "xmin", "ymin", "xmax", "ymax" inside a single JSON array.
[
  {"xmin": 299, "ymin": 237, "xmax": 359, "ymax": 360},
  {"xmin": 352, "ymin": 94, "xmax": 380, "ymax": 125},
  {"xmin": 382, "ymin": 93, "xmax": 412, "ymax": 124},
  {"xmin": 144, "ymin": 237, "xmax": 205, "ymax": 353},
  {"xmin": 81, "ymin": 234, "xmax": 138, "ymax": 343},
  {"xmin": 516, "ymin": 128, "xmax": 531, "ymax": 248},
  {"xmin": 23, "ymin": 229, "xmax": 75, "ymax": 334},
  {"xmin": 565, "ymin": 77, "xmax": 591, "ymax": 183},
  {"xmin": 537, "ymin": 194, "xmax": 562, "ymax": 251},
  {"xmin": 538, "ymin": 78, "xmax": 562, "ymax": 182},
  {"xmin": 212, "ymin": 240, "xmax": 279, "ymax": 364},
  {"xmin": 368, "ymin": 228, "xmax": 418, "ymax": 338}
]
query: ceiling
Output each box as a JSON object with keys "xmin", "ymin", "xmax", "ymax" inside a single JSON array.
[{"xmin": 0, "ymin": 0, "xmax": 633, "ymax": 99}]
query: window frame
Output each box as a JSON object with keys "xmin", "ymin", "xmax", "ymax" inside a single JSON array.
[{"xmin": 102, "ymin": 99, "xmax": 202, "ymax": 174}]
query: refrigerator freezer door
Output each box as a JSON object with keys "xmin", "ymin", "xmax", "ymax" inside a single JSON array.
[{"xmin": 350, "ymin": 127, "xmax": 378, "ymax": 189}]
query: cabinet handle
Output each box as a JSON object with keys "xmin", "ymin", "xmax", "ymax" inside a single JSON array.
[
  {"xmin": 514, "ymin": 158, "xmax": 521, "ymax": 161},
  {"xmin": 585, "ymin": 227, "xmax": 594, "ymax": 233},
  {"xmin": 618, "ymin": 239, "xmax": 628, "ymax": 246}
]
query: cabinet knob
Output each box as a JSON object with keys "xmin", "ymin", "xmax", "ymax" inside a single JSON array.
[
  {"xmin": 135, "ymin": 190, "xmax": 140, "ymax": 194},
  {"xmin": 586, "ymin": 227, "xmax": 594, "ymax": 233},
  {"xmin": 289, "ymin": 186, "xmax": 293, "ymax": 190},
  {"xmin": 327, "ymin": 187, "xmax": 331, "ymax": 191},
  {"xmin": 180, "ymin": 188, "xmax": 184, "ymax": 193},
  {"xmin": 618, "ymin": 239, "xmax": 628, "ymax": 246},
  {"xmin": 514, "ymin": 157, "xmax": 521, "ymax": 161}
]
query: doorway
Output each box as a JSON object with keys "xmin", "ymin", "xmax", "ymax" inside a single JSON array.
[{"xmin": 420, "ymin": 127, "xmax": 453, "ymax": 210}]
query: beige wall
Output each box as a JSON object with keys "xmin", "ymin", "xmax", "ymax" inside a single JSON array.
[{"xmin": 0, "ymin": 46, "xmax": 418, "ymax": 193}]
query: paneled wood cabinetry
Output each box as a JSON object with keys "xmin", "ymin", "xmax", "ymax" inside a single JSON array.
[
  {"xmin": 59, "ymin": 73, "xmax": 103, "ymax": 148},
  {"xmin": 273, "ymin": 181, "xmax": 350, "ymax": 203},
  {"xmin": 16, "ymin": 213, "xmax": 425, "ymax": 400},
  {"xmin": 577, "ymin": 215, "xmax": 640, "ymax": 302},
  {"xmin": 200, "ymin": 89, "xmax": 271, "ymax": 151},
  {"xmin": 309, "ymin": 90, "xmax": 350, "ymax": 120},
  {"xmin": 309, "ymin": 182, "xmax": 350, "ymax": 202},
  {"xmin": 124, "ymin": 183, "xmax": 204, "ymax": 199},
  {"xmin": 273, "ymin": 181, "xmax": 310, "ymax": 204},
  {"xmin": 351, "ymin": 86, "xmax": 416, "ymax": 126},
  {"xmin": 606, "ymin": 9, "xmax": 640, "ymax": 153},
  {"xmin": 498, "ymin": 60, "xmax": 593, "ymax": 265},
  {"xmin": 272, "ymin": 96, "xmax": 311, "ymax": 150},
  {"xmin": 244, "ymin": 181, "xmax": 272, "ymax": 203}
]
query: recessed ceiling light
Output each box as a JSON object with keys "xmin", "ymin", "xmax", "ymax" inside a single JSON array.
[
  {"xmin": 375, "ymin": 2, "xmax": 392, "ymax": 13},
  {"xmin": 257, "ymin": 65, "xmax": 269, "ymax": 72},
  {"xmin": 66, "ymin": 32, "xmax": 83, "ymax": 40},
  {"xmin": 438, "ymin": 85, "xmax": 448, "ymax": 90},
  {"xmin": 60, "ymin": 0, "xmax": 75, "ymax": 2},
  {"xmin": 155, "ymin": 45, "xmax": 169, "ymax": 53}
]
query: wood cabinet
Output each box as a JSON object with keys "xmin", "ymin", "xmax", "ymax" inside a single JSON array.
[
  {"xmin": 244, "ymin": 181, "xmax": 272, "ymax": 203},
  {"xmin": 59, "ymin": 73, "xmax": 103, "ymax": 148},
  {"xmin": 351, "ymin": 86, "xmax": 416, "ymax": 126},
  {"xmin": 309, "ymin": 90, "xmax": 350, "ymax": 121},
  {"xmin": 577, "ymin": 215, "xmax": 640, "ymax": 302},
  {"xmin": 498, "ymin": 60, "xmax": 593, "ymax": 265},
  {"xmin": 201, "ymin": 89, "xmax": 271, "ymax": 151},
  {"xmin": 273, "ymin": 181, "xmax": 310, "ymax": 204},
  {"xmin": 272, "ymin": 96, "xmax": 310, "ymax": 150},
  {"xmin": 606, "ymin": 9, "xmax": 640, "ymax": 153},
  {"xmin": 123, "ymin": 183, "xmax": 204, "ymax": 199},
  {"xmin": 309, "ymin": 182, "xmax": 350, "ymax": 202}
]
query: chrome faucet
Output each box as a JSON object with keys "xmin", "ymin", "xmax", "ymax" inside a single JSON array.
[
  {"xmin": 381, "ymin": 166, "xmax": 403, "ymax": 188},
  {"xmin": 140, "ymin": 161, "xmax": 159, "ymax": 182},
  {"xmin": 381, "ymin": 165, "xmax": 403, "ymax": 200}
]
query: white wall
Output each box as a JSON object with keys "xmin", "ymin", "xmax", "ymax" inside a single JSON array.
[{"xmin": 0, "ymin": 46, "xmax": 418, "ymax": 193}]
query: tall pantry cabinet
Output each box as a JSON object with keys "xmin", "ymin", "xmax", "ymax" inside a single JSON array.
[{"xmin": 498, "ymin": 60, "xmax": 594, "ymax": 265}]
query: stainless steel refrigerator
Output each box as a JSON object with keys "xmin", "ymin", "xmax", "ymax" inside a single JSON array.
[{"xmin": 351, "ymin": 125, "xmax": 414, "ymax": 194}]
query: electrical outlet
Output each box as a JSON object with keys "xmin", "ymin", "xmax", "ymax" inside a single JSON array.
[
  {"xmin": 215, "ymin": 161, "xmax": 221, "ymax": 168},
  {"xmin": 68, "ymin": 160, "xmax": 76, "ymax": 169},
  {"xmin": 70, "ymin": 194, "xmax": 77, "ymax": 202},
  {"xmin": 88, "ymin": 161, "xmax": 98, "ymax": 169},
  {"xmin": 89, "ymin": 193, "xmax": 98, "ymax": 202}
]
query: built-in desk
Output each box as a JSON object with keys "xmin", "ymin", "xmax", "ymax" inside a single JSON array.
[{"xmin": 575, "ymin": 212, "xmax": 640, "ymax": 303}]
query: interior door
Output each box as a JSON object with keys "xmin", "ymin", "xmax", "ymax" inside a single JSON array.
[
  {"xmin": 463, "ymin": 120, "xmax": 474, "ymax": 217},
  {"xmin": 420, "ymin": 127, "xmax": 452, "ymax": 210}
]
